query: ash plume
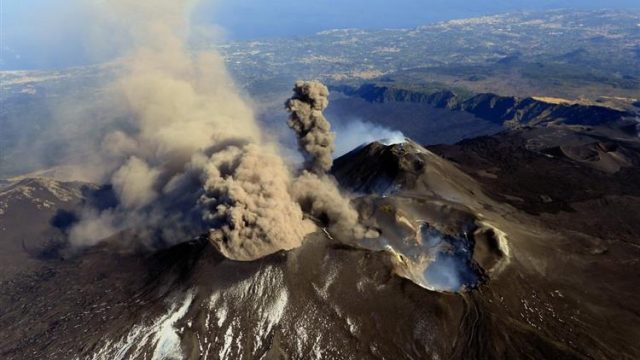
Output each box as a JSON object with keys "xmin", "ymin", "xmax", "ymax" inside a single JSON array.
[
  {"xmin": 47, "ymin": 0, "xmax": 380, "ymax": 260},
  {"xmin": 197, "ymin": 143, "xmax": 315, "ymax": 261},
  {"xmin": 291, "ymin": 172, "xmax": 378, "ymax": 240},
  {"xmin": 286, "ymin": 81, "xmax": 336, "ymax": 174},
  {"xmin": 285, "ymin": 81, "xmax": 379, "ymax": 241},
  {"xmin": 67, "ymin": 0, "xmax": 316, "ymax": 260}
]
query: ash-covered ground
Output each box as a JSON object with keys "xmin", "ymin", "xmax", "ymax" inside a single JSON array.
[
  {"xmin": 2, "ymin": 118, "xmax": 640, "ymax": 359},
  {"xmin": 1, "ymin": 1, "xmax": 640, "ymax": 359}
]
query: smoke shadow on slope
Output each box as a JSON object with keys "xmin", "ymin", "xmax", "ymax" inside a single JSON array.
[
  {"xmin": 50, "ymin": 209, "xmax": 79, "ymax": 232},
  {"xmin": 81, "ymin": 185, "xmax": 119, "ymax": 211},
  {"xmin": 49, "ymin": 184, "xmax": 119, "ymax": 239}
]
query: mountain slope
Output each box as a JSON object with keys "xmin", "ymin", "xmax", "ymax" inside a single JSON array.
[
  {"xmin": 0, "ymin": 178, "xmax": 89, "ymax": 280},
  {"xmin": 1, "ymin": 125, "xmax": 640, "ymax": 359}
]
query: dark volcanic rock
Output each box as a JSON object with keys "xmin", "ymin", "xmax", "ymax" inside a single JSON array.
[
  {"xmin": 430, "ymin": 126, "xmax": 640, "ymax": 214},
  {"xmin": 332, "ymin": 141, "xmax": 422, "ymax": 194},
  {"xmin": 2, "ymin": 125, "xmax": 640, "ymax": 359}
]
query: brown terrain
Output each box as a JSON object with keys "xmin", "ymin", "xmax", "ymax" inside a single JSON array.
[{"xmin": 1, "ymin": 107, "xmax": 640, "ymax": 359}]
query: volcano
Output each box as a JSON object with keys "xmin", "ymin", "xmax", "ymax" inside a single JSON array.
[{"xmin": 2, "ymin": 120, "xmax": 640, "ymax": 359}]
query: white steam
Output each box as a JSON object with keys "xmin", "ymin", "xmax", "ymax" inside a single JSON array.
[{"xmin": 332, "ymin": 119, "xmax": 405, "ymax": 157}]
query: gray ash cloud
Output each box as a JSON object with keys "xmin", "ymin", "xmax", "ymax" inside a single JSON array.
[{"xmin": 286, "ymin": 80, "xmax": 336, "ymax": 174}]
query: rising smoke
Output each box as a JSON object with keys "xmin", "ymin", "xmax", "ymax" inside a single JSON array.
[
  {"xmin": 286, "ymin": 81, "xmax": 335, "ymax": 174},
  {"xmin": 286, "ymin": 81, "xmax": 379, "ymax": 241},
  {"xmin": 291, "ymin": 172, "xmax": 377, "ymax": 240},
  {"xmin": 65, "ymin": 0, "xmax": 376, "ymax": 260},
  {"xmin": 67, "ymin": 0, "xmax": 316, "ymax": 260}
]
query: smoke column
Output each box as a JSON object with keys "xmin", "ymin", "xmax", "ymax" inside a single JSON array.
[
  {"xmin": 68, "ymin": 0, "xmax": 316, "ymax": 261},
  {"xmin": 285, "ymin": 81, "xmax": 379, "ymax": 241},
  {"xmin": 286, "ymin": 81, "xmax": 336, "ymax": 174},
  {"xmin": 291, "ymin": 172, "xmax": 378, "ymax": 240}
]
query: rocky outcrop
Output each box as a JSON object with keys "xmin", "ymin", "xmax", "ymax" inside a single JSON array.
[
  {"xmin": 332, "ymin": 83, "xmax": 633, "ymax": 127},
  {"xmin": 331, "ymin": 84, "xmax": 458, "ymax": 108}
]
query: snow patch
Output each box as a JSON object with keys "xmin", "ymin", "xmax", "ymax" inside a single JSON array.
[
  {"xmin": 86, "ymin": 290, "xmax": 195, "ymax": 360},
  {"xmin": 151, "ymin": 292, "xmax": 195, "ymax": 360},
  {"xmin": 205, "ymin": 265, "xmax": 289, "ymax": 358}
]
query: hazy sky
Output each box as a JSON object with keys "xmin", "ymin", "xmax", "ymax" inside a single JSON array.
[
  {"xmin": 207, "ymin": 0, "xmax": 640, "ymax": 39},
  {"xmin": 2, "ymin": 0, "xmax": 639, "ymax": 69}
]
